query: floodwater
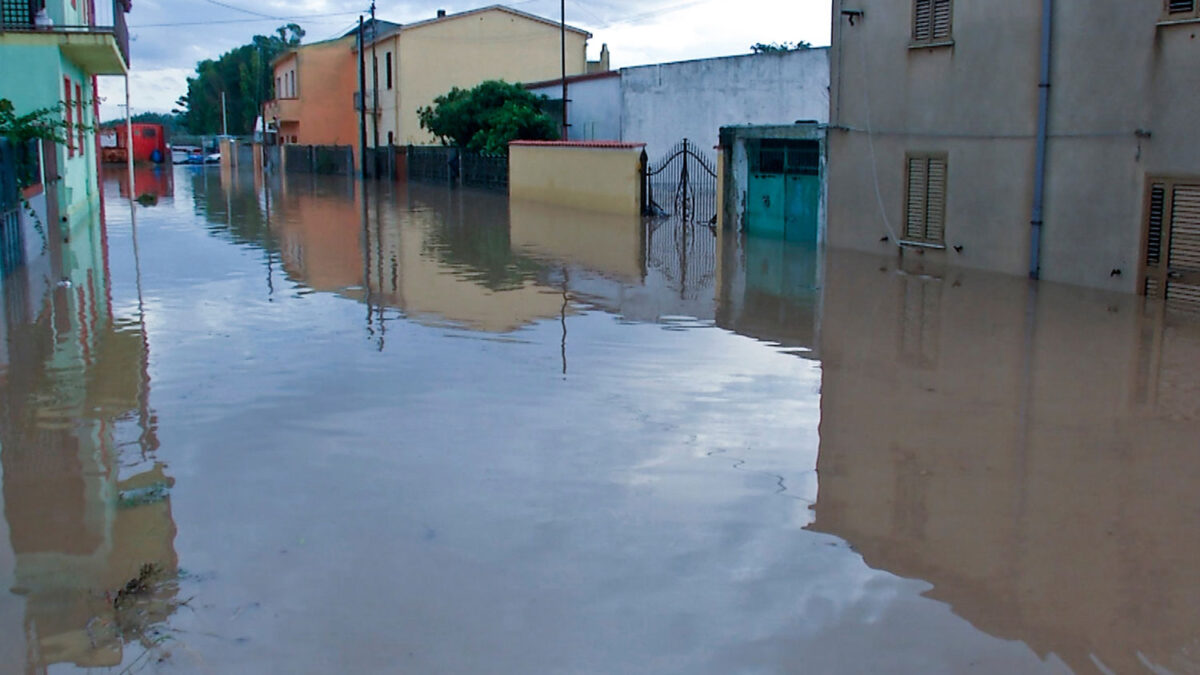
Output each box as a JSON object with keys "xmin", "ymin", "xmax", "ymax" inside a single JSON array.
[{"xmin": 1, "ymin": 165, "xmax": 1199, "ymax": 674}]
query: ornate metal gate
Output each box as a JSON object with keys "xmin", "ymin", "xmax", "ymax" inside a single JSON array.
[{"xmin": 644, "ymin": 139, "xmax": 718, "ymax": 227}]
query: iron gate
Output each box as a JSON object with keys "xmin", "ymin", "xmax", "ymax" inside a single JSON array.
[{"xmin": 644, "ymin": 138, "xmax": 718, "ymax": 227}]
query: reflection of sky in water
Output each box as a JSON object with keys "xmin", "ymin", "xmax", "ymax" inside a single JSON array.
[{"xmin": 0, "ymin": 165, "xmax": 1197, "ymax": 673}]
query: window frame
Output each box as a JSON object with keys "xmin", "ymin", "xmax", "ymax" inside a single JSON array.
[
  {"xmin": 902, "ymin": 152, "xmax": 949, "ymax": 249},
  {"xmin": 1161, "ymin": 0, "xmax": 1200, "ymax": 22},
  {"xmin": 911, "ymin": 0, "xmax": 955, "ymax": 48}
]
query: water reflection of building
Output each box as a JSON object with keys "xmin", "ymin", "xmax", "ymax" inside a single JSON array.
[
  {"xmin": 0, "ymin": 206, "xmax": 175, "ymax": 671},
  {"xmin": 810, "ymin": 248, "xmax": 1200, "ymax": 674},
  {"xmin": 715, "ymin": 235, "xmax": 821, "ymax": 357}
]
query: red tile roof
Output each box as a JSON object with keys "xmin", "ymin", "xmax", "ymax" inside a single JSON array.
[{"xmin": 509, "ymin": 140, "xmax": 646, "ymax": 149}]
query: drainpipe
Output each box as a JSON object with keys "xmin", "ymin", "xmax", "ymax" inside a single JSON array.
[{"xmin": 1029, "ymin": 0, "xmax": 1053, "ymax": 280}]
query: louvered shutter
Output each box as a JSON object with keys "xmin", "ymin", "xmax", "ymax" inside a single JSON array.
[
  {"xmin": 1167, "ymin": 185, "xmax": 1200, "ymax": 310},
  {"xmin": 906, "ymin": 157, "xmax": 929, "ymax": 240},
  {"xmin": 931, "ymin": 0, "xmax": 953, "ymax": 40},
  {"xmin": 925, "ymin": 158, "xmax": 947, "ymax": 243},
  {"xmin": 1167, "ymin": 0, "xmax": 1195, "ymax": 15},
  {"xmin": 1144, "ymin": 184, "xmax": 1167, "ymax": 297},
  {"xmin": 913, "ymin": 0, "xmax": 932, "ymax": 42}
]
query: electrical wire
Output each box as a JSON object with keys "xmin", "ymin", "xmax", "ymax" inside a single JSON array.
[
  {"xmin": 130, "ymin": 11, "xmax": 360, "ymax": 28},
  {"xmin": 201, "ymin": 0, "xmax": 283, "ymax": 20},
  {"xmin": 857, "ymin": 18, "xmax": 900, "ymax": 246}
]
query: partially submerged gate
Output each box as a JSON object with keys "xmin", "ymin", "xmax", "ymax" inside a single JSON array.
[{"xmin": 644, "ymin": 139, "xmax": 718, "ymax": 227}]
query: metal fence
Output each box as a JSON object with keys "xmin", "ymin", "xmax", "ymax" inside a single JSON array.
[
  {"xmin": 0, "ymin": 139, "xmax": 28, "ymax": 277},
  {"xmin": 283, "ymin": 144, "xmax": 355, "ymax": 175},
  {"xmin": 461, "ymin": 152, "xmax": 507, "ymax": 190},
  {"xmin": 407, "ymin": 146, "xmax": 508, "ymax": 191}
]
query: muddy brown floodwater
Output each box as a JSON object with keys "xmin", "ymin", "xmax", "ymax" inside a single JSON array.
[{"xmin": 1, "ymin": 165, "xmax": 1199, "ymax": 674}]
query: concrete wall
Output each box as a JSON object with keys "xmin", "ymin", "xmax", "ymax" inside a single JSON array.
[
  {"xmin": 827, "ymin": 0, "xmax": 1200, "ymax": 293},
  {"xmin": 622, "ymin": 48, "xmax": 830, "ymax": 161},
  {"xmin": 380, "ymin": 7, "xmax": 590, "ymax": 146},
  {"xmin": 509, "ymin": 141, "xmax": 645, "ymax": 216},
  {"xmin": 527, "ymin": 73, "xmax": 622, "ymax": 142}
]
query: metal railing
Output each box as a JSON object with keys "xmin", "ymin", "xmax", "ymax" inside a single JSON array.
[{"xmin": 0, "ymin": 0, "xmax": 130, "ymax": 67}]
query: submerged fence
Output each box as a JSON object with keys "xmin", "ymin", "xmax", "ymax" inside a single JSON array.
[
  {"xmin": 407, "ymin": 146, "xmax": 508, "ymax": 191},
  {"xmin": 0, "ymin": 139, "xmax": 33, "ymax": 277},
  {"xmin": 283, "ymin": 145, "xmax": 355, "ymax": 175}
]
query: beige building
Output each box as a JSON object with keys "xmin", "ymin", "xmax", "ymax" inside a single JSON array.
[
  {"xmin": 827, "ymin": 0, "xmax": 1200, "ymax": 298},
  {"xmin": 361, "ymin": 5, "xmax": 592, "ymax": 147}
]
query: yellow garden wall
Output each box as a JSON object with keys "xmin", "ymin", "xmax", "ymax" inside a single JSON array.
[{"xmin": 508, "ymin": 141, "xmax": 645, "ymax": 216}]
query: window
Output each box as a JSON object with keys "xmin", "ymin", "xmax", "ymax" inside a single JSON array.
[
  {"xmin": 903, "ymin": 153, "xmax": 948, "ymax": 246},
  {"xmin": 76, "ymin": 83, "xmax": 84, "ymax": 154},
  {"xmin": 385, "ymin": 52, "xmax": 393, "ymax": 90},
  {"xmin": 1163, "ymin": 0, "xmax": 1199, "ymax": 20},
  {"xmin": 912, "ymin": 0, "xmax": 953, "ymax": 45},
  {"xmin": 749, "ymin": 139, "xmax": 819, "ymax": 175},
  {"xmin": 290, "ymin": 71, "xmax": 296, "ymax": 98},
  {"xmin": 387, "ymin": 131, "xmax": 394, "ymax": 145},
  {"xmin": 276, "ymin": 77, "xmax": 281, "ymax": 97},
  {"xmin": 63, "ymin": 78, "xmax": 74, "ymax": 158},
  {"xmin": 1142, "ymin": 177, "xmax": 1200, "ymax": 302}
]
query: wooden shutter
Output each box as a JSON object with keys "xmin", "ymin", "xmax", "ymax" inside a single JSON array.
[
  {"xmin": 932, "ymin": 0, "xmax": 953, "ymax": 39},
  {"xmin": 1168, "ymin": 185, "xmax": 1200, "ymax": 309},
  {"xmin": 1167, "ymin": 0, "xmax": 1195, "ymax": 15},
  {"xmin": 906, "ymin": 156, "xmax": 928, "ymax": 240},
  {"xmin": 75, "ymin": 84, "xmax": 84, "ymax": 155},
  {"xmin": 1144, "ymin": 183, "xmax": 1167, "ymax": 297},
  {"xmin": 913, "ymin": 0, "xmax": 932, "ymax": 42},
  {"xmin": 925, "ymin": 157, "xmax": 947, "ymax": 242},
  {"xmin": 63, "ymin": 79, "xmax": 74, "ymax": 158},
  {"xmin": 905, "ymin": 155, "xmax": 948, "ymax": 245}
]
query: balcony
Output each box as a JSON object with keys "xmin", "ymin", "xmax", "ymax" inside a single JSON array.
[
  {"xmin": 0, "ymin": 0, "xmax": 130, "ymax": 74},
  {"xmin": 265, "ymin": 97, "xmax": 301, "ymax": 123}
]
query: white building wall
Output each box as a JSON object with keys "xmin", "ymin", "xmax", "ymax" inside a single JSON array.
[
  {"xmin": 528, "ymin": 74, "xmax": 622, "ymax": 142},
  {"xmin": 621, "ymin": 48, "xmax": 830, "ymax": 161}
]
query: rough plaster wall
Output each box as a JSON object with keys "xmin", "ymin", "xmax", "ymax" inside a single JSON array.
[{"xmin": 621, "ymin": 49, "xmax": 830, "ymax": 161}]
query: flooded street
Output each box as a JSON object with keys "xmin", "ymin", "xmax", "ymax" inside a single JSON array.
[{"xmin": 2, "ymin": 165, "xmax": 1200, "ymax": 674}]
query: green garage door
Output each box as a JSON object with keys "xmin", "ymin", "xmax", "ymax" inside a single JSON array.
[{"xmin": 744, "ymin": 139, "xmax": 820, "ymax": 243}]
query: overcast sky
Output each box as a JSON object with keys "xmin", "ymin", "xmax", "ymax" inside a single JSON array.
[{"xmin": 97, "ymin": 0, "xmax": 832, "ymax": 120}]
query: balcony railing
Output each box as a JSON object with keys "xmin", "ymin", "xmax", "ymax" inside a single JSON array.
[{"xmin": 0, "ymin": 0, "xmax": 130, "ymax": 67}]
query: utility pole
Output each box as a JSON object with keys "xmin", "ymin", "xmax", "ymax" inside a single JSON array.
[
  {"xmin": 370, "ymin": 1, "xmax": 380, "ymax": 160},
  {"xmin": 560, "ymin": 0, "xmax": 568, "ymax": 140},
  {"xmin": 358, "ymin": 16, "xmax": 367, "ymax": 180},
  {"xmin": 221, "ymin": 91, "xmax": 228, "ymax": 137}
]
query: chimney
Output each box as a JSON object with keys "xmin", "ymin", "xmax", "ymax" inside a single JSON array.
[{"xmin": 437, "ymin": 9, "xmax": 446, "ymax": 18}]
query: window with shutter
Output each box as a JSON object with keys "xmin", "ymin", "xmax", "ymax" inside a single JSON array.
[
  {"xmin": 904, "ymin": 154, "xmax": 948, "ymax": 247},
  {"xmin": 1142, "ymin": 178, "xmax": 1200, "ymax": 309},
  {"xmin": 913, "ymin": 0, "xmax": 953, "ymax": 44},
  {"xmin": 1163, "ymin": 0, "xmax": 1199, "ymax": 20}
]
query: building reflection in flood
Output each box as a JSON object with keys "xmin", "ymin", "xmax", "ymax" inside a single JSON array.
[
  {"xmin": 811, "ymin": 248, "xmax": 1200, "ymax": 674},
  {"xmin": 716, "ymin": 234, "xmax": 821, "ymax": 358},
  {"xmin": 0, "ymin": 201, "xmax": 176, "ymax": 671},
  {"xmin": 197, "ymin": 170, "xmax": 731, "ymax": 335}
]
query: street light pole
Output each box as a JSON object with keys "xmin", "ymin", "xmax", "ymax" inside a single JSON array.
[{"xmin": 560, "ymin": 0, "xmax": 568, "ymax": 140}]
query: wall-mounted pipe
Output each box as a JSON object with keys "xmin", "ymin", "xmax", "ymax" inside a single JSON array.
[{"xmin": 1029, "ymin": 0, "xmax": 1053, "ymax": 280}]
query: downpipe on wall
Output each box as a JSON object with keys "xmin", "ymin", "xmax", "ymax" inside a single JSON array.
[{"xmin": 1029, "ymin": 0, "xmax": 1053, "ymax": 280}]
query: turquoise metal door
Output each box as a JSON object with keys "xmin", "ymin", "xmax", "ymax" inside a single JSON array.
[
  {"xmin": 747, "ymin": 173, "xmax": 786, "ymax": 238},
  {"xmin": 785, "ymin": 174, "xmax": 820, "ymax": 243}
]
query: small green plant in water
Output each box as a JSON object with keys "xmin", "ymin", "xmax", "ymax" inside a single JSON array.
[{"xmin": 135, "ymin": 192, "xmax": 158, "ymax": 206}]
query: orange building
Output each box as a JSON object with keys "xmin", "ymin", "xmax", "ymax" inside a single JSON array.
[{"xmin": 262, "ymin": 23, "xmax": 397, "ymax": 166}]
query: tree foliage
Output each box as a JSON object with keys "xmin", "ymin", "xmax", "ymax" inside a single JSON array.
[
  {"xmin": 417, "ymin": 80, "xmax": 559, "ymax": 155},
  {"xmin": 175, "ymin": 24, "xmax": 304, "ymax": 136},
  {"xmin": 751, "ymin": 41, "xmax": 813, "ymax": 53}
]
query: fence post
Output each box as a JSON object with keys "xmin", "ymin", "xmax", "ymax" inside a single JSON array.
[{"xmin": 639, "ymin": 150, "xmax": 649, "ymax": 216}]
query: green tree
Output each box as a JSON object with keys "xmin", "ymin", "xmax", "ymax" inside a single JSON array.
[
  {"xmin": 417, "ymin": 80, "xmax": 559, "ymax": 155},
  {"xmin": 751, "ymin": 41, "xmax": 813, "ymax": 53},
  {"xmin": 176, "ymin": 24, "xmax": 304, "ymax": 135}
]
